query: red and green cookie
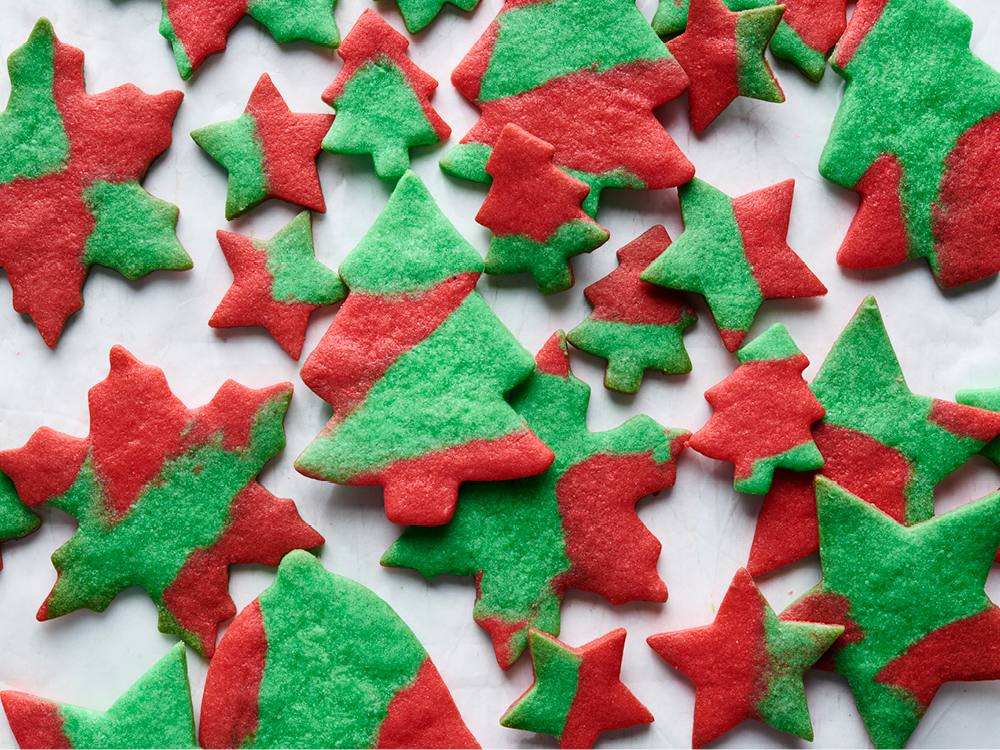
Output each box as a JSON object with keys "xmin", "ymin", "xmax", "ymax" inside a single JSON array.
[
  {"xmin": 0, "ymin": 347, "xmax": 323, "ymax": 657},
  {"xmin": 956, "ymin": 387, "xmax": 1000, "ymax": 464},
  {"xmin": 210, "ymin": 212, "xmax": 346, "ymax": 360},
  {"xmin": 157, "ymin": 0, "xmax": 339, "ymax": 80},
  {"xmin": 440, "ymin": 0, "xmax": 694, "ymax": 215},
  {"xmin": 2, "ymin": 644, "xmax": 196, "ymax": 749},
  {"xmin": 690, "ymin": 324, "xmax": 825, "ymax": 494},
  {"xmin": 641, "ymin": 178, "xmax": 825, "ymax": 352},
  {"xmin": 667, "ymin": 0, "xmax": 785, "ymax": 133},
  {"xmin": 322, "ymin": 10, "xmax": 450, "ymax": 181},
  {"xmin": 476, "ymin": 125, "xmax": 609, "ymax": 294},
  {"xmin": 0, "ymin": 474, "xmax": 40, "ymax": 571},
  {"xmin": 199, "ymin": 550, "xmax": 479, "ymax": 749},
  {"xmin": 192, "ymin": 74, "xmax": 332, "ymax": 220},
  {"xmin": 782, "ymin": 478, "xmax": 1000, "ymax": 748},
  {"xmin": 500, "ymin": 629, "xmax": 653, "ymax": 748},
  {"xmin": 0, "ymin": 19, "xmax": 191, "ymax": 347},
  {"xmin": 654, "ymin": 0, "xmax": 847, "ymax": 82},
  {"xmin": 567, "ymin": 226, "xmax": 696, "ymax": 394},
  {"xmin": 648, "ymin": 568, "xmax": 841, "ymax": 747},
  {"xmin": 294, "ymin": 171, "xmax": 554, "ymax": 527},
  {"xmin": 822, "ymin": 0, "xmax": 1000, "ymax": 287},
  {"xmin": 393, "ymin": 0, "xmax": 481, "ymax": 33},
  {"xmin": 383, "ymin": 332, "xmax": 688, "ymax": 668},
  {"xmin": 749, "ymin": 297, "xmax": 1000, "ymax": 575}
]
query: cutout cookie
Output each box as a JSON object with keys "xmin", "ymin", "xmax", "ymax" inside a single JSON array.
[
  {"xmin": 199, "ymin": 550, "xmax": 478, "ymax": 749},
  {"xmin": 384, "ymin": 333, "xmax": 688, "ymax": 668},
  {"xmin": 0, "ymin": 473, "xmax": 40, "ymax": 571},
  {"xmin": 393, "ymin": 0, "xmax": 481, "ymax": 33},
  {"xmin": 295, "ymin": 172, "xmax": 553, "ymax": 527}
]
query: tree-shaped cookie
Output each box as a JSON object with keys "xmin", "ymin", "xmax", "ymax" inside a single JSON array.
[
  {"xmin": 199, "ymin": 551, "xmax": 479, "ymax": 749},
  {"xmin": 383, "ymin": 333, "xmax": 689, "ymax": 668},
  {"xmin": 322, "ymin": 10, "xmax": 450, "ymax": 180},
  {"xmin": 667, "ymin": 0, "xmax": 785, "ymax": 133},
  {"xmin": 501, "ymin": 629, "xmax": 653, "ymax": 749},
  {"xmin": 192, "ymin": 74, "xmax": 332, "ymax": 220},
  {"xmin": 0, "ymin": 474, "xmax": 39, "ymax": 571},
  {"xmin": 648, "ymin": 568, "xmax": 842, "ymax": 747},
  {"xmin": 210, "ymin": 213, "xmax": 346, "ymax": 359},
  {"xmin": 294, "ymin": 172, "xmax": 553, "ymax": 527},
  {"xmin": 641, "ymin": 178, "xmax": 825, "ymax": 352},
  {"xmin": 782, "ymin": 479, "xmax": 1000, "ymax": 748},
  {"xmin": 0, "ymin": 20, "xmax": 192, "ymax": 347},
  {"xmin": 157, "ymin": 0, "xmax": 339, "ymax": 80},
  {"xmin": 748, "ymin": 297, "xmax": 1000, "ymax": 575},
  {"xmin": 440, "ymin": 0, "xmax": 693, "ymax": 214},
  {"xmin": 653, "ymin": 0, "xmax": 847, "ymax": 82},
  {"xmin": 2, "ymin": 644, "xmax": 196, "ymax": 749},
  {"xmin": 476, "ymin": 125, "xmax": 609, "ymax": 294},
  {"xmin": 0, "ymin": 347, "xmax": 323, "ymax": 657},
  {"xmin": 690, "ymin": 324, "xmax": 825, "ymax": 494},
  {"xmin": 393, "ymin": 0, "xmax": 481, "ymax": 34},
  {"xmin": 821, "ymin": 0, "xmax": 1000, "ymax": 287},
  {"xmin": 567, "ymin": 226, "xmax": 696, "ymax": 394}
]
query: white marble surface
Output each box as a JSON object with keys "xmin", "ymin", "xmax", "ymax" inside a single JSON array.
[{"xmin": 2, "ymin": 0, "xmax": 1000, "ymax": 747}]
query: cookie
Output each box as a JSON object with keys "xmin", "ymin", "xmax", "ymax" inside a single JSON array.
[
  {"xmin": 500, "ymin": 629, "xmax": 653, "ymax": 749},
  {"xmin": 393, "ymin": 0, "xmax": 481, "ymax": 34},
  {"xmin": 653, "ymin": 0, "xmax": 847, "ymax": 82},
  {"xmin": 567, "ymin": 226, "xmax": 696, "ymax": 394},
  {"xmin": 476, "ymin": 125, "xmax": 609, "ymax": 294},
  {"xmin": 0, "ymin": 473, "xmax": 40, "ymax": 571},
  {"xmin": 440, "ymin": 0, "xmax": 693, "ymax": 214},
  {"xmin": 294, "ymin": 171, "xmax": 554, "ymax": 527},
  {"xmin": 199, "ymin": 550, "xmax": 478, "ymax": 749},
  {"xmin": 648, "ymin": 568, "xmax": 842, "ymax": 747},
  {"xmin": 0, "ymin": 19, "xmax": 191, "ymax": 347},
  {"xmin": 1, "ymin": 644, "xmax": 195, "ymax": 749},
  {"xmin": 192, "ymin": 74, "xmax": 332, "ymax": 220},
  {"xmin": 782, "ymin": 478, "xmax": 1000, "ymax": 748},
  {"xmin": 383, "ymin": 332, "xmax": 688, "ymax": 668},
  {"xmin": 641, "ymin": 178, "xmax": 825, "ymax": 352},
  {"xmin": 667, "ymin": 0, "xmax": 785, "ymax": 133},
  {"xmin": 322, "ymin": 10, "xmax": 450, "ymax": 180},
  {"xmin": 210, "ymin": 212, "xmax": 346, "ymax": 359},
  {"xmin": 0, "ymin": 347, "xmax": 323, "ymax": 657},
  {"xmin": 748, "ymin": 297, "xmax": 1000, "ymax": 575},
  {"xmin": 158, "ymin": 0, "xmax": 339, "ymax": 80},
  {"xmin": 956, "ymin": 387, "xmax": 1000, "ymax": 464},
  {"xmin": 689, "ymin": 324, "xmax": 825, "ymax": 494},
  {"xmin": 822, "ymin": 0, "xmax": 1000, "ymax": 287}
]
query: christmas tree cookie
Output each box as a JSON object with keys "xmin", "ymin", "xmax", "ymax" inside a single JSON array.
[
  {"xmin": 567, "ymin": 227, "xmax": 696, "ymax": 394},
  {"xmin": 782, "ymin": 478, "xmax": 1000, "ymax": 748},
  {"xmin": 648, "ymin": 568, "xmax": 841, "ymax": 747},
  {"xmin": 192, "ymin": 74, "xmax": 332, "ymax": 220},
  {"xmin": 690, "ymin": 324, "xmax": 825, "ymax": 494},
  {"xmin": 0, "ymin": 474, "xmax": 40, "ymax": 570},
  {"xmin": 956, "ymin": 387, "xmax": 1000, "ymax": 464},
  {"xmin": 199, "ymin": 551, "xmax": 478, "ymax": 749},
  {"xmin": 476, "ymin": 125, "xmax": 609, "ymax": 294},
  {"xmin": 393, "ymin": 0, "xmax": 481, "ymax": 34},
  {"xmin": 1, "ymin": 644, "xmax": 196, "ymax": 749},
  {"xmin": 210, "ymin": 212, "xmax": 346, "ymax": 359},
  {"xmin": 667, "ymin": 0, "xmax": 785, "ymax": 133},
  {"xmin": 501, "ymin": 629, "xmax": 653, "ymax": 748},
  {"xmin": 749, "ymin": 297, "xmax": 1000, "ymax": 575},
  {"xmin": 0, "ymin": 347, "xmax": 323, "ymax": 657},
  {"xmin": 641, "ymin": 178, "xmax": 825, "ymax": 352},
  {"xmin": 822, "ymin": 0, "xmax": 1000, "ymax": 287},
  {"xmin": 295, "ymin": 172, "xmax": 553, "ymax": 527},
  {"xmin": 157, "ymin": 0, "xmax": 339, "ymax": 80},
  {"xmin": 653, "ymin": 0, "xmax": 847, "ymax": 82},
  {"xmin": 0, "ymin": 19, "xmax": 191, "ymax": 347},
  {"xmin": 384, "ymin": 333, "xmax": 688, "ymax": 668},
  {"xmin": 322, "ymin": 11, "xmax": 450, "ymax": 180},
  {"xmin": 440, "ymin": 0, "xmax": 694, "ymax": 214}
]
